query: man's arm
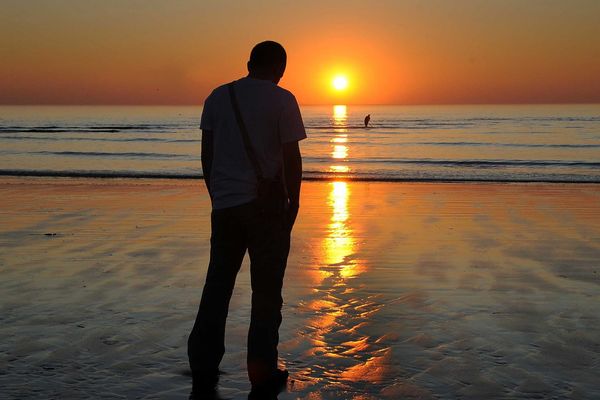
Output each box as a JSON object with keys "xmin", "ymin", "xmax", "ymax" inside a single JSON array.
[
  {"xmin": 201, "ymin": 129, "xmax": 213, "ymax": 195},
  {"xmin": 283, "ymin": 140, "xmax": 302, "ymax": 231}
]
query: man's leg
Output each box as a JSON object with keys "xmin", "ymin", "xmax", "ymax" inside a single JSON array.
[
  {"xmin": 245, "ymin": 209, "xmax": 291, "ymax": 386},
  {"xmin": 188, "ymin": 206, "xmax": 247, "ymax": 379}
]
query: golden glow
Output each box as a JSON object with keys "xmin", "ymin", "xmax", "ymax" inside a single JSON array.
[
  {"xmin": 325, "ymin": 181, "xmax": 353, "ymax": 265},
  {"xmin": 332, "ymin": 145, "xmax": 348, "ymax": 160},
  {"xmin": 329, "ymin": 165, "xmax": 350, "ymax": 173},
  {"xmin": 332, "ymin": 75, "xmax": 349, "ymax": 91},
  {"xmin": 2, "ymin": 3, "xmax": 599, "ymax": 104},
  {"xmin": 340, "ymin": 348, "xmax": 392, "ymax": 383},
  {"xmin": 304, "ymin": 181, "xmax": 358, "ymax": 344},
  {"xmin": 331, "ymin": 182, "xmax": 349, "ymax": 222},
  {"xmin": 282, "ymin": 181, "xmax": 600, "ymax": 388},
  {"xmin": 339, "ymin": 261, "xmax": 367, "ymax": 279},
  {"xmin": 333, "ymin": 105, "xmax": 347, "ymax": 122},
  {"xmin": 331, "ymin": 106, "xmax": 349, "ymax": 174},
  {"xmin": 295, "ymin": 181, "xmax": 399, "ymax": 385}
]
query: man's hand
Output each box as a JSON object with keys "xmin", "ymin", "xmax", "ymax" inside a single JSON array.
[
  {"xmin": 201, "ymin": 129, "xmax": 214, "ymax": 196},
  {"xmin": 283, "ymin": 141, "xmax": 302, "ymax": 232},
  {"xmin": 286, "ymin": 203, "xmax": 299, "ymax": 232}
]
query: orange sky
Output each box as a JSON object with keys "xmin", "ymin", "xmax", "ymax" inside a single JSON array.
[{"xmin": 1, "ymin": 1, "xmax": 600, "ymax": 105}]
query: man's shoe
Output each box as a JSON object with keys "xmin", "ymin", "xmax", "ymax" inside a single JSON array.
[
  {"xmin": 189, "ymin": 389, "xmax": 217, "ymax": 400},
  {"xmin": 189, "ymin": 387, "xmax": 217, "ymax": 400},
  {"xmin": 271, "ymin": 369, "xmax": 289, "ymax": 386},
  {"xmin": 248, "ymin": 369, "xmax": 289, "ymax": 398},
  {"xmin": 190, "ymin": 370, "xmax": 219, "ymax": 399}
]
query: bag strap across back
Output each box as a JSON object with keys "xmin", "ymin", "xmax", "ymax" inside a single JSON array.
[{"xmin": 228, "ymin": 82, "xmax": 264, "ymax": 181}]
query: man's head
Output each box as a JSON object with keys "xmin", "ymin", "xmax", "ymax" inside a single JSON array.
[{"xmin": 247, "ymin": 41, "xmax": 287, "ymax": 84}]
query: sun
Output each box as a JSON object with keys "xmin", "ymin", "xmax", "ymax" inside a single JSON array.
[{"xmin": 332, "ymin": 75, "xmax": 349, "ymax": 91}]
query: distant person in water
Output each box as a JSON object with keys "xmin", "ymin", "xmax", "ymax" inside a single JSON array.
[
  {"xmin": 188, "ymin": 41, "xmax": 306, "ymax": 399},
  {"xmin": 364, "ymin": 114, "xmax": 371, "ymax": 128}
]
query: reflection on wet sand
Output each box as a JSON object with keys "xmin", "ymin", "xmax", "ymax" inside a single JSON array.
[
  {"xmin": 298, "ymin": 180, "xmax": 390, "ymax": 391},
  {"xmin": 2, "ymin": 178, "xmax": 599, "ymax": 399}
]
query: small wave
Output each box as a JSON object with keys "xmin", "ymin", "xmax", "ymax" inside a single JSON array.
[
  {"xmin": 302, "ymin": 139, "xmax": 600, "ymax": 148},
  {"xmin": 306, "ymin": 125, "xmax": 381, "ymax": 130},
  {"xmin": 305, "ymin": 123, "xmax": 474, "ymax": 130},
  {"xmin": 303, "ymin": 157, "xmax": 600, "ymax": 168},
  {"xmin": 412, "ymin": 142, "xmax": 600, "ymax": 148},
  {"xmin": 400, "ymin": 159, "xmax": 600, "ymax": 167},
  {"xmin": 0, "ymin": 128, "xmax": 121, "ymax": 133},
  {"xmin": 0, "ymin": 124, "xmax": 181, "ymax": 133},
  {"xmin": 0, "ymin": 135, "xmax": 199, "ymax": 143},
  {"xmin": 461, "ymin": 116, "xmax": 600, "ymax": 123},
  {"xmin": 0, "ymin": 169, "xmax": 202, "ymax": 179},
  {"xmin": 303, "ymin": 115, "xmax": 600, "ymax": 130},
  {"xmin": 31, "ymin": 150, "xmax": 191, "ymax": 159},
  {"xmin": 1, "ymin": 169, "xmax": 598, "ymax": 183},
  {"xmin": 5, "ymin": 134, "xmax": 593, "ymax": 149},
  {"xmin": 87, "ymin": 125, "xmax": 173, "ymax": 130}
]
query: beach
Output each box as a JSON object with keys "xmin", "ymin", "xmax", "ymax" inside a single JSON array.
[{"xmin": 1, "ymin": 177, "xmax": 599, "ymax": 399}]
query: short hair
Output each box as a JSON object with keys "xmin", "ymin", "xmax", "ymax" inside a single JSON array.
[{"xmin": 248, "ymin": 41, "xmax": 287, "ymax": 71}]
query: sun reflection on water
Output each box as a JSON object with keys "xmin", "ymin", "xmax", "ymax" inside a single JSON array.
[
  {"xmin": 333, "ymin": 105, "xmax": 347, "ymax": 125},
  {"xmin": 332, "ymin": 145, "xmax": 348, "ymax": 160},
  {"xmin": 329, "ymin": 165, "xmax": 350, "ymax": 173},
  {"xmin": 329, "ymin": 105, "xmax": 351, "ymax": 175}
]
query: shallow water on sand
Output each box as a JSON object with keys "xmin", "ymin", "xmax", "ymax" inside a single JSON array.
[{"xmin": 1, "ymin": 178, "xmax": 599, "ymax": 399}]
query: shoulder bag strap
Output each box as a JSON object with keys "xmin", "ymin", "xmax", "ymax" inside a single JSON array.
[{"xmin": 228, "ymin": 82, "xmax": 264, "ymax": 180}]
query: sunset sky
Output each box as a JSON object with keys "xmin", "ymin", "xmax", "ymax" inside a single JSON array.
[{"xmin": 2, "ymin": 0, "xmax": 600, "ymax": 105}]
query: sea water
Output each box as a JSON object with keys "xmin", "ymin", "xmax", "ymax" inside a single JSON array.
[{"xmin": 1, "ymin": 104, "xmax": 599, "ymax": 182}]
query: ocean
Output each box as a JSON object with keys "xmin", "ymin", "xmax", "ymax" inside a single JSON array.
[{"xmin": 1, "ymin": 104, "xmax": 599, "ymax": 182}]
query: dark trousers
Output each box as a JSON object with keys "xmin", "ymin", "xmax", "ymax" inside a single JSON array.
[{"xmin": 188, "ymin": 201, "xmax": 290, "ymax": 385}]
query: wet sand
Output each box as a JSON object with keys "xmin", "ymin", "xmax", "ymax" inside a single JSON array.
[{"xmin": 1, "ymin": 177, "xmax": 599, "ymax": 399}]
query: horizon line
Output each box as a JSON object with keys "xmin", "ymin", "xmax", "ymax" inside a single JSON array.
[{"xmin": 1, "ymin": 102, "xmax": 599, "ymax": 107}]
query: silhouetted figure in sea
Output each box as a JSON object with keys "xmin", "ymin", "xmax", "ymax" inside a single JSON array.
[
  {"xmin": 188, "ymin": 41, "xmax": 305, "ymax": 399},
  {"xmin": 364, "ymin": 114, "xmax": 371, "ymax": 128}
]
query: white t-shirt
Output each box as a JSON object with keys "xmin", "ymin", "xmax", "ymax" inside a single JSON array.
[{"xmin": 200, "ymin": 77, "xmax": 307, "ymax": 210}]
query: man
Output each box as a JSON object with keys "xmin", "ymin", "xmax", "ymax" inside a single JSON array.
[{"xmin": 188, "ymin": 41, "xmax": 305, "ymax": 398}]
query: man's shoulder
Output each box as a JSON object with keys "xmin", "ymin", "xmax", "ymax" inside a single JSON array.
[
  {"xmin": 272, "ymin": 84, "xmax": 295, "ymax": 98},
  {"xmin": 273, "ymin": 85, "xmax": 299, "ymax": 106},
  {"xmin": 207, "ymin": 83, "xmax": 231, "ymax": 100},
  {"xmin": 206, "ymin": 79, "xmax": 299, "ymax": 110}
]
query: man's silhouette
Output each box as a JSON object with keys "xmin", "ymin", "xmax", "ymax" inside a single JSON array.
[
  {"xmin": 364, "ymin": 114, "xmax": 371, "ymax": 128},
  {"xmin": 188, "ymin": 41, "xmax": 305, "ymax": 398}
]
